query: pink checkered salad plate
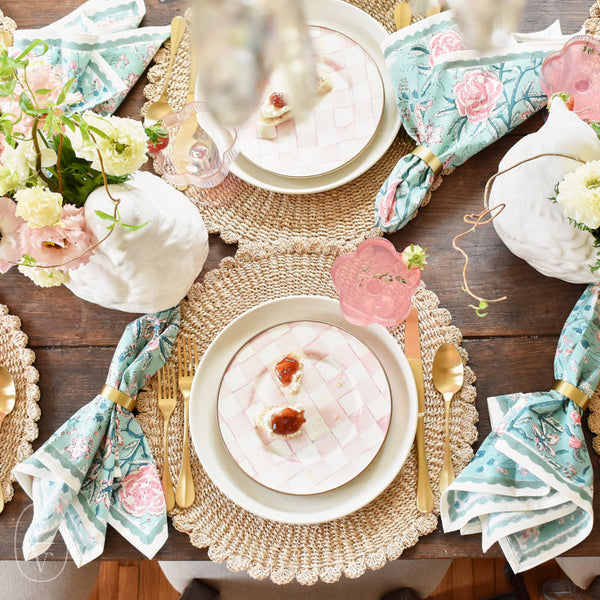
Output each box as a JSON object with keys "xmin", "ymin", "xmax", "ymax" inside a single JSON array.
[
  {"xmin": 217, "ymin": 320, "xmax": 392, "ymax": 495},
  {"xmin": 189, "ymin": 296, "xmax": 418, "ymax": 524},
  {"xmin": 237, "ymin": 25, "xmax": 385, "ymax": 179}
]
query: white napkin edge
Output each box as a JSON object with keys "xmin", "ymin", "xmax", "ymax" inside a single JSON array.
[
  {"xmin": 107, "ymin": 512, "xmax": 168, "ymax": 560},
  {"xmin": 382, "ymin": 9, "xmax": 455, "ymax": 54}
]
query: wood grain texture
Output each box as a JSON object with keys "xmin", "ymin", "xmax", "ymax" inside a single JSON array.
[{"xmin": 0, "ymin": 0, "xmax": 597, "ymax": 564}]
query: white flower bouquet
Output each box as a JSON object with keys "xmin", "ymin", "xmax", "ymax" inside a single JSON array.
[{"xmin": 0, "ymin": 40, "xmax": 165, "ymax": 287}]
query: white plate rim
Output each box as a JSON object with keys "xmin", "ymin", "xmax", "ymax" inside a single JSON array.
[
  {"xmin": 189, "ymin": 295, "xmax": 418, "ymax": 524},
  {"xmin": 196, "ymin": 0, "xmax": 401, "ymax": 195}
]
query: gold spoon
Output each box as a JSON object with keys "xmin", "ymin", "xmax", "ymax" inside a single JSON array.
[
  {"xmin": 145, "ymin": 16, "xmax": 187, "ymax": 123},
  {"xmin": 394, "ymin": 3, "xmax": 412, "ymax": 30},
  {"xmin": 432, "ymin": 343, "xmax": 463, "ymax": 493},
  {"xmin": 0, "ymin": 366, "xmax": 16, "ymax": 513}
]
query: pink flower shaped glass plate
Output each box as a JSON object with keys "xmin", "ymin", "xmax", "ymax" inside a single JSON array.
[
  {"xmin": 540, "ymin": 35, "xmax": 600, "ymax": 121},
  {"xmin": 155, "ymin": 101, "xmax": 239, "ymax": 190},
  {"xmin": 331, "ymin": 237, "xmax": 421, "ymax": 327}
]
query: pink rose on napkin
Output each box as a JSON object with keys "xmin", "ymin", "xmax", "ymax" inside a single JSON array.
[
  {"xmin": 428, "ymin": 30, "xmax": 468, "ymax": 66},
  {"xmin": 118, "ymin": 464, "xmax": 165, "ymax": 518},
  {"xmin": 453, "ymin": 69, "xmax": 504, "ymax": 123}
]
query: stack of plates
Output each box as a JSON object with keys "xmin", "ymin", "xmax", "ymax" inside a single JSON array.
[
  {"xmin": 196, "ymin": 0, "xmax": 401, "ymax": 195},
  {"xmin": 189, "ymin": 296, "xmax": 417, "ymax": 524}
]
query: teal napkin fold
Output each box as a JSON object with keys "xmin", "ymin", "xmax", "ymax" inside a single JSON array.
[
  {"xmin": 12, "ymin": 0, "xmax": 169, "ymax": 115},
  {"xmin": 440, "ymin": 285, "xmax": 597, "ymax": 573},
  {"xmin": 13, "ymin": 308, "xmax": 180, "ymax": 567},
  {"xmin": 375, "ymin": 11, "xmax": 569, "ymax": 232}
]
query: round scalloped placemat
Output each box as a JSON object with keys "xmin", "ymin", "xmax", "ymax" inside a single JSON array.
[
  {"xmin": 136, "ymin": 239, "xmax": 477, "ymax": 584},
  {"xmin": 0, "ymin": 304, "xmax": 40, "ymax": 507},
  {"xmin": 141, "ymin": 1, "xmax": 451, "ymax": 249}
]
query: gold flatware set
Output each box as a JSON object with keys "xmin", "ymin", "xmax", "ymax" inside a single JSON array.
[
  {"xmin": 405, "ymin": 308, "xmax": 464, "ymax": 511},
  {"xmin": 157, "ymin": 337, "xmax": 198, "ymax": 510}
]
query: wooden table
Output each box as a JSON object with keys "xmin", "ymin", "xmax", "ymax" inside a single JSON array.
[{"xmin": 0, "ymin": 0, "xmax": 596, "ymax": 562}]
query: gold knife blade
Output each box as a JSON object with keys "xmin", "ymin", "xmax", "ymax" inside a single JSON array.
[
  {"xmin": 394, "ymin": 3, "xmax": 412, "ymax": 30},
  {"xmin": 405, "ymin": 306, "xmax": 434, "ymax": 512}
]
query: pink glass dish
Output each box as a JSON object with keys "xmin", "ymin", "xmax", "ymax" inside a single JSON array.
[
  {"xmin": 155, "ymin": 101, "xmax": 239, "ymax": 189},
  {"xmin": 331, "ymin": 237, "xmax": 421, "ymax": 327},
  {"xmin": 540, "ymin": 35, "xmax": 600, "ymax": 121}
]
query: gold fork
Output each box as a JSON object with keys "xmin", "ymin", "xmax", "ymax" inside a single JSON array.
[
  {"xmin": 175, "ymin": 337, "xmax": 198, "ymax": 508},
  {"xmin": 157, "ymin": 365, "xmax": 176, "ymax": 511}
]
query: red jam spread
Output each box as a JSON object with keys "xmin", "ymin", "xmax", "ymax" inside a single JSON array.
[
  {"xmin": 274, "ymin": 355, "xmax": 299, "ymax": 386},
  {"xmin": 271, "ymin": 407, "xmax": 306, "ymax": 436},
  {"xmin": 269, "ymin": 91, "xmax": 286, "ymax": 109}
]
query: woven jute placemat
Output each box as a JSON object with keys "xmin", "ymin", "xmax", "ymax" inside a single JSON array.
[
  {"xmin": 142, "ymin": 1, "xmax": 450, "ymax": 249},
  {"xmin": 0, "ymin": 304, "xmax": 40, "ymax": 506},
  {"xmin": 136, "ymin": 240, "xmax": 477, "ymax": 584}
]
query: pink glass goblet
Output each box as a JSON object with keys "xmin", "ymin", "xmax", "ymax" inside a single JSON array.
[
  {"xmin": 155, "ymin": 101, "xmax": 239, "ymax": 189},
  {"xmin": 331, "ymin": 237, "xmax": 421, "ymax": 327},
  {"xmin": 540, "ymin": 35, "xmax": 600, "ymax": 121}
]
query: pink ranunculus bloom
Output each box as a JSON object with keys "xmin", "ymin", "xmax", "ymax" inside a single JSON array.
[
  {"xmin": 118, "ymin": 464, "xmax": 165, "ymax": 518},
  {"xmin": 569, "ymin": 436, "xmax": 583, "ymax": 449},
  {"xmin": 0, "ymin": 196, "xmax": 24, "ymax": 273},
  {"xmin": 453, "ymin": 69, "xmax": 504, "ymax": 123},
  {"xmin": 428, "ymin": 30, "xmax": 468, "ymax": 67},
  {"xmin": 570, "ymin": 410, "xmax": 582, "ymax": 426},
  {"xmin": 19, "ymin": 204, "xmax": 96, "ymax": 270}
]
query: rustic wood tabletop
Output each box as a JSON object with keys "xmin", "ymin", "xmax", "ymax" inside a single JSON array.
[{"xmin": 0, "ymin": 0, "xmax": 595, "ymax": 562}]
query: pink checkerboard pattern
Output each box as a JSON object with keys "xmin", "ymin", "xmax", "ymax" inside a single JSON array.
[
  {"xmin": 238, "ymin": 26, "xmax": 385, "ymax": 178},
  {"xmin": 217, "ymin": 321, "xmax": 392, "ymax": 495}
]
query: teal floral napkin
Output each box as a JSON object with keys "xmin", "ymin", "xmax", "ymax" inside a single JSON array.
[
  {"xmin": 12, "ymin": 0, "xmax": 169, "ymax": 115},
  {"xmin": 13, "ymin": 308, "xmax": 180, "ymax": 567},
  {"xmin": 440, "ymin": 284, "xmax": 598, "ymax": 573},
  {"xmin": 375, "ymin": 10, "xmax": 569, "ymax": 232}
]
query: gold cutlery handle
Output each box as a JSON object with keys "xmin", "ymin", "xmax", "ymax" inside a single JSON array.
[
  {"xmin": 176, "ymin": 393, "xmax": 195, "ymax": 508},
  {"xmin": 439, "ymin": 396, "xmax": 455, "ymax": 493},
  {"xmin": 162, "ymin": 418, "xmax": 175, "ymax": 512},
  {"xmin": 160, "ymin": 16, "xmax": 187, "ymax": 103},
  {"xmin": 0, "ymin": 486, "xmax": 4, "ymax": 514},
  {"xmin": 415, "ymin": 414, "xmax": 434, "ymax": 512}
]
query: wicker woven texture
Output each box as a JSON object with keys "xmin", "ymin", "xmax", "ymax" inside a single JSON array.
[
  {"xmin": 0, "ymin": 304, "xmax": 40, "ymax": 506},
  {"xmin": 136, "ymin": 240, "xmax": 477, "ymax": 584},
  {"xmin": 141, "ymin": 1, "xmax": 450, "ymax": 249}
]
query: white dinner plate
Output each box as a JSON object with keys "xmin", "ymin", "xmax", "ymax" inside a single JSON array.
[
  {"xmin": 189, "ymin": 296, "xmax": 418, "ymax": 524},
  {"xmin": 195, "ymin": 0, "xmax": 401, "ymax": 195}
]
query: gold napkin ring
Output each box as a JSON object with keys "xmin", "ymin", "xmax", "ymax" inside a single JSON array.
[
  {"xmin": 411, "ymin": 145, "xmax": 443, "ymax": 176},
  {"xmin": 101, "ymin": 385, "xmax": 137, "ymax": 412},
  {"xmin": 552, "ymin": 380, "xmax": 590, "ymax": 411}
]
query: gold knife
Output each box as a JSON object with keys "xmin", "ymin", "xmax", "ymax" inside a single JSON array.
[{"xmin": 405, "ymin": 306, "xmax": 434, "ymax": 512}]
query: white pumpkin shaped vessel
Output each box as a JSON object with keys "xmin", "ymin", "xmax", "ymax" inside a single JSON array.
[
  {"xmin": 66, "ymin": 171, "xmax": 209, "ymax": 313},
  {"xmin": 488, "ymin": 98, "xmax": 600, "ymax": 283}
]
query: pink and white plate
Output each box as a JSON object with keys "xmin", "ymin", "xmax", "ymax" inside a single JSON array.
[
  {"xmin": 237, "ymin": 26, "xmax": 385, "ymax": 178},
  {"xmin": 217, "ymin": 320, "xmax": 392, "ymax": 495}
]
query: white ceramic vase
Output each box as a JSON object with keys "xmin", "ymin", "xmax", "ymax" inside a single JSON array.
[
  {"xmin": 488, "ymin": 98, "xmax": 600, "ymax": 284},
  {"xmin": 66, "ymin": 171, "xmax": 209, "ymax": 313}
]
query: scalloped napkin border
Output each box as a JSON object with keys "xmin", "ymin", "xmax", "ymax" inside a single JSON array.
[
  {"xmin": 0, "ymin": 304, "xmax": 40, "ymax": 507},
  {"xmin": 136, "ymin": 239, "xmax": 477, "ymax": 584}
]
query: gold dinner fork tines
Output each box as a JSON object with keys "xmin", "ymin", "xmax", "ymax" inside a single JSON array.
[
  {"xmin": 175, "ymin": 337, "xmax": 198, "ymax": 509},
  {"xmin": 157, "ymin": 366, "xmax": 177, "ymax": 512}
]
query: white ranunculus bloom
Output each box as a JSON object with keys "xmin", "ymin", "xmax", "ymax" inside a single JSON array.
[
  {"xmin": 557, "ymin": 160, "xmax": 600, "ymax": 231},
  {"xmin": 70, "ymin": 112, "xmax": 148, "ymax": 177}
]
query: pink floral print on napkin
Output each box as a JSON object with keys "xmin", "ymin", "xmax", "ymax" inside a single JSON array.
[
  {"xmin": 428, "ymin": 30, "xmax": 468, "ymax": 66},
  {"xmin": 118, "ymin": 464, "xmax": 165, "ymax": 518},
  {"xmin": 454, "ymin": 69, "xmax": 504, "ymax": 123}
]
